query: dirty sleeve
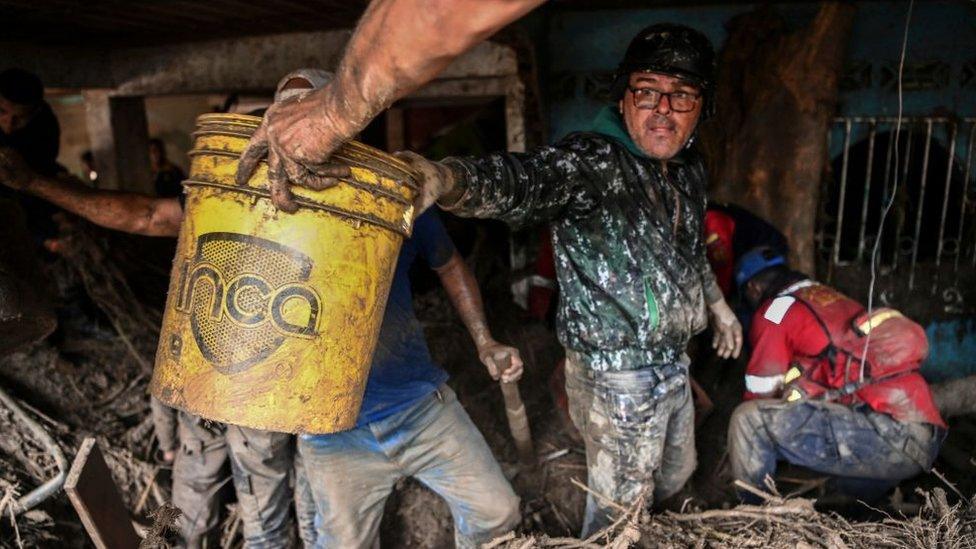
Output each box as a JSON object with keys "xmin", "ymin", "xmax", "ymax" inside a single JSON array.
[{"xmin": 440, "ymin": 134, "xmax": 610, "ymax": 228}]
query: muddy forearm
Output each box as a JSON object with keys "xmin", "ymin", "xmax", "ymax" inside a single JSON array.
[
  {"xmin": 28, "ymin": 174, "xmax": 149, "ymax": 231},
  {"xmin": 26, "ymin": 174, "xmax": 178, "ymax": 236},
  {"xmin": 436, "ymin": 251, "xmax": 493, "ymax": 348},
  {"xmin": 702, "ymin": 268, "xmax": 723, "ymax": 306},
  {"xmin": 321, "ymin": 0, "xmax": 544, "ymax": 139}
]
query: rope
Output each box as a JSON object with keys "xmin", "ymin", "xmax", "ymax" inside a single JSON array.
[{"xmin": 861, "ymin": 0, "xmax": 915, "ymax": 381}]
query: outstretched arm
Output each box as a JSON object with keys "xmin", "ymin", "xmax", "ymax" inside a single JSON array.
[
  {"xmin": 435, "ymin": 251, "xmax": 524, "ymax": 383},
  {"xmin": 0, "ymin": 148, "xmax": 182, "ymax": 237},
  {"xmin": 29, "ymin": 175, "xmax": 182, "ymax": 237},
  {"xmin": 236, "ymin": 0, "xmax": 545, "ymax": 211}
]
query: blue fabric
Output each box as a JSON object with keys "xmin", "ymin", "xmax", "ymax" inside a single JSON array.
[
  {"xmin": 347, "ymin": 209, "xmax": 454, "ymax": 428},
  {"xmin": 730, "ymin": 401, "xmax": 942, "ymax": 504},
  {"xmin": 298, "ymin": 386, "xmax": 520, "ymax": 548}
]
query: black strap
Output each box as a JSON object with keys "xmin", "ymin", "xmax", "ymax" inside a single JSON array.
[{"xmin": 779, "ymin": 291, "xmax": 867, "ymax": 401}]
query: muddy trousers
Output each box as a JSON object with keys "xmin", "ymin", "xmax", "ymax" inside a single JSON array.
[
  {"xmin": 565, "ymin": 358, "xmax": 696, "ymax": 538},
  {"xmin": 150, "ymin": 396, "xmax": 179, "ymax": 456},
  {"xmin": 171, "ymin": 412, "xmax": 306, "ymax": 548},
  {"xmin": 298, "ymin": 385, "xmax": 521, "ymax": 549},
  {"xmin": 728, "ymin": 400, "xmax": 943, "ymax": 503}
]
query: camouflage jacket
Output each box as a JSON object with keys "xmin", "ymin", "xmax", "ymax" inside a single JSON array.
[{"xmin": 443, "ymin": 108, "xmax": 721, "ymax": 372}]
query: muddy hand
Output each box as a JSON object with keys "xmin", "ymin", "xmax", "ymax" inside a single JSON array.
[
  {"xmin": 478, "ymin": 341, "xmax": 524, "ymax": 383},
  {"xmin": 235, "ymin": 85, "xmax": 352, "ymax": 212},
  {"xmin": 394, "ymin": 151, "xmax": 457, "ymax": 219},
  {"xmin": 0, "ymin": 147, "xmax": 34, "ymax": 190},
  {"xmin": 709, "ymin": 298, "xmax": 742, "ymax": 360}
]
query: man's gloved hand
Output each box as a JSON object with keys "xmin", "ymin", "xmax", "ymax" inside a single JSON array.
[
  {"xmin": 477, "ymin": 340, "xmax": 524, "ymax": 383},
  {"xmin": 0, "ymin": 147, "xmax": 34, "ymax": 190},
  {"xmin": 393, "ymin": 151, "xmax": 458, "ymax": 218},
  {"xmin": 708, "ymin": 298, "xmax": 743, "ymax": 359},
  {"xmin": 235, "ymin": 81, "xmax": 354, "ymax": 213}
]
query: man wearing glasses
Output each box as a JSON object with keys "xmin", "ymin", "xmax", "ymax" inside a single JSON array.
[
  {"xmin": 238, "ymin": 17, "xmax": 742, "ymax": 537},
  {"xmin": 400, "ymin": 23, "xmax": 743, "ymax": 535}
]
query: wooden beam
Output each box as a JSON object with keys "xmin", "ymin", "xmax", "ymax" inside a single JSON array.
[{"xmin": 64, "ymin": 438, "xmax": 140, "ymax": 549}]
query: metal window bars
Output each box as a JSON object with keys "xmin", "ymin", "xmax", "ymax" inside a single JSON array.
[{"xmin": 819, "ymin": 117, "xmax": 976, "ymax": 314}]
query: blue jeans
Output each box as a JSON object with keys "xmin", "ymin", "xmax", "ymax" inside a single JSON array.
[
  {"xmin": 298, "ymin": 385, "xmax": 520, "ymax": 549},
  {"xmin": 728, "ymin": 400, "xmax": 943, "ymax": 502}
]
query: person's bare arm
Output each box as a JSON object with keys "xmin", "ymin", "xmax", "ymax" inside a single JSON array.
[
  {"xmin": 0, "ymin": 149, "xmax": 183, "ymax": 238},
  {"xmin": 27, "ymin": 174, "xmax": 182, "ymax": 237},
  {"xmin": 435, "ymin": 250, "xmax": 524, "ymax": 382},
  {"xmin": 236, "ymin": 0, "xmax": 545, "ymax": 211}
]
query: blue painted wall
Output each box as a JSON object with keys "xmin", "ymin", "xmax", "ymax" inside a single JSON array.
[
  {"xmin": 544, "ymin": 1, "xmax": 976, "ymax": 142},
  {"xmin": 923, "ymin": 319, "xmax": 976, "ymax": 381}
]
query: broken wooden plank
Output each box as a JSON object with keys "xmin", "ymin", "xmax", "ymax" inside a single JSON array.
[{"xmin": 64, "ymin": 437, "xmax": 140, "ymax": 549}]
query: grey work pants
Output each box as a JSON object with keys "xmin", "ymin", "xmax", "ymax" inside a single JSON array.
[
  {"xmin": 171, "ymin": 412, "xmax": 302, "ymax": 548},
  {"xmin": 565, "ymin": 357, "xmax": 696, "ymax": 538},
  {"xmin": 150, "ymin": 396, "xmax": 179, "ymax": 455}
]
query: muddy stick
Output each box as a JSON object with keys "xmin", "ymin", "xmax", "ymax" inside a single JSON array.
[{"xmin": 499, "ymin": 357, "xmax": 535, "ymax": 467}]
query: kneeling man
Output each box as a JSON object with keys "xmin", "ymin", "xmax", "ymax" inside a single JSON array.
[{"xmin": 728, "ymin": 247, "xmax": 945, "ymax": 501}]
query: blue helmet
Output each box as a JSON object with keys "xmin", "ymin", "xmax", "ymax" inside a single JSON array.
[{"xmin": 734, "ymin": 247, "xmax": 786, "ymax": 289}]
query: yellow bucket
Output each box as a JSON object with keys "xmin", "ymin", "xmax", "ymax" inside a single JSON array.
[{"xmin": 150, "ymin": 113, "xmax": 417, "ymax": 434}]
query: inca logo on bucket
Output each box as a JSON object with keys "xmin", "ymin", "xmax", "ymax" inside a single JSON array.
[{"xmin": 172, "ymin": 232, "xmax": 321, "ymax": 374}]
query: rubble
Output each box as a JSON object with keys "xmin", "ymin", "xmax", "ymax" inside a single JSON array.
[
  {"xmin": 487, "ymin": 485, "xmax": 976, "ymax": 549},
  {"xmin": 2, "ymin": 217, "xmax": 975, "ymax": 548}
]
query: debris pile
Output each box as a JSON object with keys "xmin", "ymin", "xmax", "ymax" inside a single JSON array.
[
  {"xmin": 488, "ymin": 485, "xmax": 976, "ymax": 549},
  {"xmin": 1, "ymin": 217, "xmax": 975, "ymax": 549},
  {"xmin": 0, "ymin": 219, "xmax": 168, "ymax": 548}
]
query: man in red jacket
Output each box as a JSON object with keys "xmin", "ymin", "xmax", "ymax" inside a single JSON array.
[{"xmin": 728, "ymin": 247, "xmax": 945, "ymax": 501}]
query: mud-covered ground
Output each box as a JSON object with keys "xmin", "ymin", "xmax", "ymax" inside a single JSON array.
[{"xmin": 1, "ymin": 218, "xmax": 975, "ymax": 548}]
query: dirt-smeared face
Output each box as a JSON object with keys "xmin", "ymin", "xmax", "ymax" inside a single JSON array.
[
  {"xmin": 0, "ymin": 96, "xmax": 35, "ymax": 135},
  {"xmin": 618, "ymin": 72, "xmax": 702, "ymax": 161}
]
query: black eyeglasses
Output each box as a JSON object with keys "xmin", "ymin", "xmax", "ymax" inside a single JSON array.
[{"xmin": 627, "ymin": 87, "xmax": 701, "ymax": 112}]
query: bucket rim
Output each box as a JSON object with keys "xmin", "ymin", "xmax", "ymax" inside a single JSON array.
[
  {"xmin": 195, "ymin": 113, "xmax": 420, "ymax": 191},
  {"xmin": 182, "ymin": 178, "xmax": 412, "ymax": 236}
]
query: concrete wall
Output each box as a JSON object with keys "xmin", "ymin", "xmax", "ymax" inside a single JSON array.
[
  {"xmin": 144, "ymin": 95, "xmax": 225, "ymax": 174},
  {"xmin": 49, "ymin": 93, "xmax": 224, "ymax": 188},
  {"xmin": 49, "ymin": 94, "xmax": 92, "ymax": 181}
]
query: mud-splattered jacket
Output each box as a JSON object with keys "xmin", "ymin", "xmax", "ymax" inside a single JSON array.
[{"xmin": 443, "ymin": 107, "xmax": 721, "ymax": 372}]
